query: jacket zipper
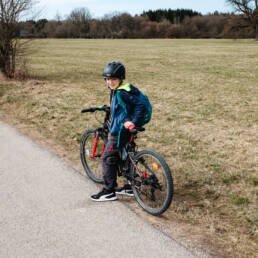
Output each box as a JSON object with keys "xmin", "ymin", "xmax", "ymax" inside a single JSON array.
[{"xmin": 110, "ymin": 90, "xmax": 115, "ymax": 125}]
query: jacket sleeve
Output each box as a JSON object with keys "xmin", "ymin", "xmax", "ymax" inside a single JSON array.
[{"xmin": 119, "ymin": 90, "xmax": 146, "ymax": 126}]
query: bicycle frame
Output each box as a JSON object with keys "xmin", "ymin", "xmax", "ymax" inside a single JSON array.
[{"xmin": 81, "ymin": 105, "xmax": 155, "ymax": 183}]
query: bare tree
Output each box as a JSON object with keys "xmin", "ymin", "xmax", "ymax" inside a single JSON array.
[
  {"xmin": 226, "ymin": 0, "xmax": 258, "ymax": 40},
  {"xmin": 67, "ymin": 7, "xmax": 92, "ymax": 38},
  {"xmin": 0, "ymin": 0, "xmax": 35, "ymax": 78}
]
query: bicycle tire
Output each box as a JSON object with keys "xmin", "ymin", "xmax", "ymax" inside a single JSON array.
[
  {"xmin": 80, "ymin": 129, "xmax": 105, "ymax": 184},
  {"xmin": 130, "ymin": 150, "xmax": 173, "ymax": 216}
]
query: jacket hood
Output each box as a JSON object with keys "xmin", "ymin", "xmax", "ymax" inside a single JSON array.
[{"xmin": 117, "ymin": 83, "xmax": 140, "ymax": 96}]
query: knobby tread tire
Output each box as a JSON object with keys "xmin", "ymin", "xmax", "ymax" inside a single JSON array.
[
  {"xmin": 130, "ymin": 149, "xmax": 173, "ymax": 216},
  {"xmin": 80, "ymin": 129, "xmax": 104, "ymax": 184}
]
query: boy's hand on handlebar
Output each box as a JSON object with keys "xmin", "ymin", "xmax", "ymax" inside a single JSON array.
[{"xmin": 124, "ymin": 121, "xmax": 135, "ymax": 130}]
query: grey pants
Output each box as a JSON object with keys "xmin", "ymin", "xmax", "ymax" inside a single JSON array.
[{"xmin": 102, "ymin": 133, "xmax": 130, "ymax": 191}]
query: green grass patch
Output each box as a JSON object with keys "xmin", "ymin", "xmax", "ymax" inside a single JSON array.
[
  {"xmin": 222, "ymin": 174, "xmax": 241, "ymax": 185},
  {"xmin": 228, "ymin": 192, "xmax": 251, "ymax": 206}
]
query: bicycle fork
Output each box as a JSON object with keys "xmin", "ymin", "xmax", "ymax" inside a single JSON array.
[{"xmin": 91, "ymin": 133, "xmax": 105, "ymax": 159}]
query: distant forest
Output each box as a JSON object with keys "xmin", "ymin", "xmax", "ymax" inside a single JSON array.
[{"xmin": 20, "ymin": 8, "xmax": 256, "ymax": 39}]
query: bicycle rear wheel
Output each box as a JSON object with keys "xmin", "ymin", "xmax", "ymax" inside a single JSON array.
[
  {"xmin": 80, "ymin": 130, "xmax": 105, "ymax": 184},
  {"xmin": 130, "ymin": 150, "xmax": 173, "ymax": 216}
]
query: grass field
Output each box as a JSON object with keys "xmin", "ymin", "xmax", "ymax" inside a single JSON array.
[{"xmin": 0, "ymin": 39, "xmax": 257, "ymax": 257}]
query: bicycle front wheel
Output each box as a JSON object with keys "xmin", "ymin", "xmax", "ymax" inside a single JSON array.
[
  {"xmin": 80, "ymin": 130, "xmax": 105, "ymax": 184},
  {"xmin": 130, "ymin": 150, "xmax": 173, "ymax": 216}
]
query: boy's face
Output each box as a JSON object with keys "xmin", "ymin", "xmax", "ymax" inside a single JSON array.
[{"xmin": 106, "ymin": 78, "xmax": 121, "ymax": 90}]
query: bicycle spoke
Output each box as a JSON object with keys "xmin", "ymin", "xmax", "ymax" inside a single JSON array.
[
  {"xmin": 130, "ymin": 150, "xmax": 173, "ymax": 215},
  {"xmin": 80, "ymin": 130, "xmax": 105, "ymax": 184},
  {"xmin": 138, "ymin": 158, "xmax": 156, "ymax": 175}
]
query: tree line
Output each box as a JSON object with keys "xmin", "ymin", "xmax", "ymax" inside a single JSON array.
[
  {"xmin": 20, "ymin": 8, "xmax": 256, "ymax": 39},
  {"xmin": 1, "ymin": 0, "xmax": 257, "ymax": 78}
]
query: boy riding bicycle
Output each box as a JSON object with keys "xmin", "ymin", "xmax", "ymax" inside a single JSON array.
[{"xmin": 91, "ymin": 62, "xmax": 151, "ymax": 202}]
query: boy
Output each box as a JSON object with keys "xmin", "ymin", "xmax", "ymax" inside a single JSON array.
[{"xmin": 91, "ymin": 61, "xmax": 148, "ymax": 202}]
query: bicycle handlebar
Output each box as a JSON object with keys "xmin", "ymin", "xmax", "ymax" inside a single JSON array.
[
  {"xmin": 81, "ymin": 105, "xmax": 145, "ymax": 134},
  {"xmin": 81, "ymin": 105, "xmax": 110, "ymax": 113},
  {"xmin": 129, "ymin": 127, "xmax": 145, "ymax": 134}
]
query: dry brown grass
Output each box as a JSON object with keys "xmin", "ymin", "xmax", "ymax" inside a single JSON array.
[{"xmin": 0, "ymin": 39, "xmax": 257, "ymax": 257}]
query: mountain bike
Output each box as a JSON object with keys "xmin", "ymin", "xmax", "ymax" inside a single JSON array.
[{"xmin": 80, "ymin": 105, "xmax": 173, "ymax": 215}]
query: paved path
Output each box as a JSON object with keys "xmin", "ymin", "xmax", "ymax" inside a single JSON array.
[{"xmin": 0, "ymin": 121, "xmax": 197, "ymax": 257}]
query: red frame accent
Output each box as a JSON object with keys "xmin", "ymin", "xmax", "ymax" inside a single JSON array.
[
  {"xmin": 107, "ymin": 144, "xmax": 114, "ymax": 153},
  {"xmin": 100, "ymin": 142, "xmax": 105, "ymax": 156},
  {"xmin": 91, "ymin": 135, "xmax": 105, "ymax": 159},
  {"xmin": 91, "ymin": 136, "xmax": 98, "ymax": 158},
  {"xmin": 130, "ymin": 136, "xmax": 136, "ymax": 143}
]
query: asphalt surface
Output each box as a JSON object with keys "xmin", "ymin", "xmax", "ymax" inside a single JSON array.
[{"xmin": 0, "ymin": 121, "xmax": 198, "ymax": 257}]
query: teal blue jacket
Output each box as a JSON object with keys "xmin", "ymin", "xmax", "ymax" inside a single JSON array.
[{"xmin": 109, "ymin": 83, "xmax": 147, "ymax": 137}]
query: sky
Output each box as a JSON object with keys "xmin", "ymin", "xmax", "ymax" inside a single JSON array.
[{"xmin": 37, "ymin": 0, "xmax": 233, "ymax": 20}]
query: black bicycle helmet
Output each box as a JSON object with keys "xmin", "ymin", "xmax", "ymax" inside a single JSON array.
[{"xmin": 102, "ymin": 61, "xmax": 125, "ymax": 80}]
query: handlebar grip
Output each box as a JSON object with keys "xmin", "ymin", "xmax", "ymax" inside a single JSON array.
[
  {"xmin": 81, "ymin": 105, "xmax": 110, "ymax": 113},
  {"xmin": 81, "ymin": 108, "xmax": 96, "ymax": 113},
  {"xmin": 129, "ymin": 127, "xmax": 145, "ymax": 134}
]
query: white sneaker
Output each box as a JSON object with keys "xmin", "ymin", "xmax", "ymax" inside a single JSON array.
[{"xmin": 91, "ymin": 188, "xmax": 117, "ymax": 202}]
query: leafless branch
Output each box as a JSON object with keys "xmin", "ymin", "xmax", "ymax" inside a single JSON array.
[
  {"xmin": 226, "ymin": 0, "xmax": 258, "ymax": 40},
  {"xmin": 0, "ymin": 0, "xmax": 36, "ymax": 77}
]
